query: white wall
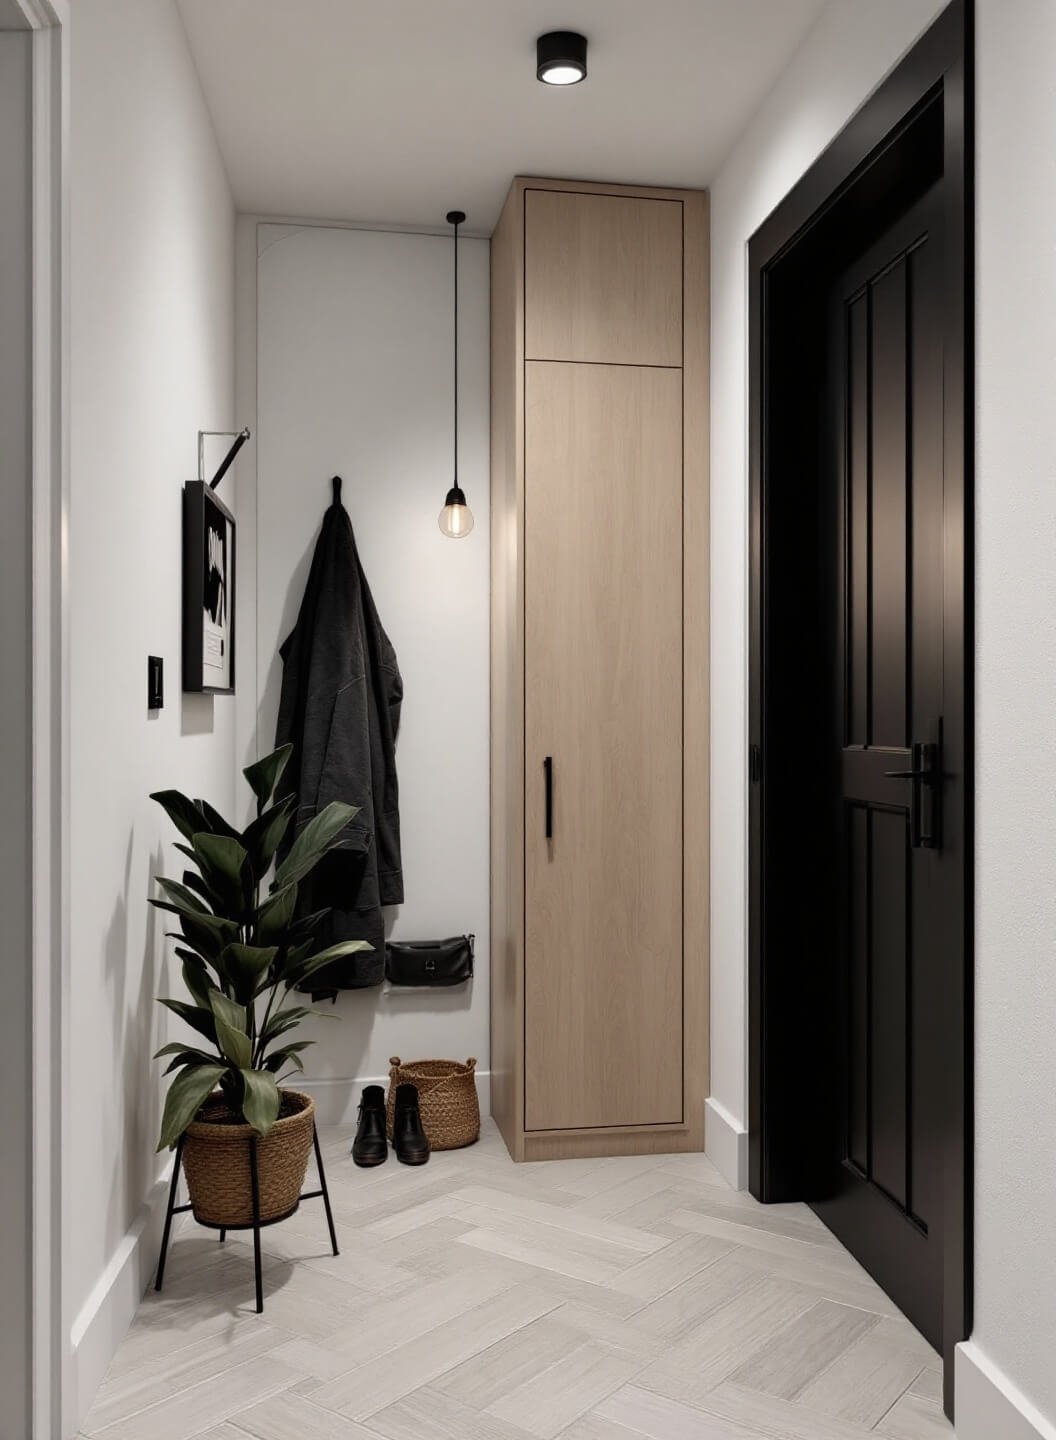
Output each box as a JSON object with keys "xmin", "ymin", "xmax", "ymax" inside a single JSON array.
[
  {"xmin": 706, "ymin": 0, "xmax": 945, "ymax": 1181},
  {"xmin": 0, "ymin": 30, "xmax": 33, "ymax": 1439},
  {"xmin": 241, "ymin": 222, "xmax": 490, "ymax": 1122},
  {"xmin": 959, "ymin": 2, "xmax": 1056, "ymax": 1433},
  {"xmin": 66, "ymin": 0, "xmax": 235, "ymax": 1422}
]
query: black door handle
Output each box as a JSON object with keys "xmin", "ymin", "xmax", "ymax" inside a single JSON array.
[
  {"xmin": 884, "ymin": 740, "xmax": 940, "ymax": 848},
  {"xmin": 543, "ymin": 756, "xmax": 553, "ymax": 840}
]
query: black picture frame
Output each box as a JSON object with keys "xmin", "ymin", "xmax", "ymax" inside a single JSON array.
[{"xmin": 182, "ymin": 480, "xmax": 236, "ymax": 694}]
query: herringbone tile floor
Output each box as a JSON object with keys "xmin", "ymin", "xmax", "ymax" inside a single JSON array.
[{"xmin": 80, "ymin": 1120, "xmax": 953, "ymax": 1439}]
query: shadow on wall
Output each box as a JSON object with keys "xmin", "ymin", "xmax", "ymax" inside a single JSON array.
[
  {"xmin": 181, "ymin": 691, "xmax": 215, "ymax": 737},
  {"xmin": 102, "ymin": 837, "xmax": 170, "ymax": 1258}
]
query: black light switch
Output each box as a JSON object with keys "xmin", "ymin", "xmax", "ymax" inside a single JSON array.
[{"xmin": 148, "ymin": 655, "xmax": 164, "ymax": 710}]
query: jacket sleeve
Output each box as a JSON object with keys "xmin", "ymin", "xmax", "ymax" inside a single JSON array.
[{"xmin": 307, "ymin": 513, "xmax": 376, "ymax": 862}]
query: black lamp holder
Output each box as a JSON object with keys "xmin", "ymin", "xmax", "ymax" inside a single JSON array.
[{"xmin": 536, "ymin": 30, "xmax": 588, "ymax": 83}]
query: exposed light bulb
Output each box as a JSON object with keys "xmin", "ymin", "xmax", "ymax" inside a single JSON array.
[{"xmin": 439, "ymin": 485, "xmax": 474, "ymax": 539}]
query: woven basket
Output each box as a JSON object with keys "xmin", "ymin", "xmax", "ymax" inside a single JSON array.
[
  {"xmin": 386, "ymin": 1057, "xmax": 480, "ymax": 1150},
  {"xmin": 182, "ymin": 1089, "xmax": 315, "ymax": 1228}
]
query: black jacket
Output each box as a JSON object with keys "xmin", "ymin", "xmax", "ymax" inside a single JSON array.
[{"xmin": 275, "ymin": 478, "xmax": 402, "ymax": 989}]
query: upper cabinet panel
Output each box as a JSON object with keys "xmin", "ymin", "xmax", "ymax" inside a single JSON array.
[{"xmin": 524, "ymin": 189, "xmax": 683, "ymax": 367}]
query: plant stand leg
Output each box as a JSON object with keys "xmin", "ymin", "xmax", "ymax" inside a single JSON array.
[
  {"xmin": 313, "ymin": 1124, "xmax": 339, "ymax": 1257},
  {"xmin": 249, "ymin": 1135, "xmax": 264, "ymax": 1314},
  {"xmin": 154, "ymin": 1134, "xmax": 185, "ymax": 1293},
  {"xmin": 218, "ymin": 1228, "xmax": 226, "ymax": 1243}
]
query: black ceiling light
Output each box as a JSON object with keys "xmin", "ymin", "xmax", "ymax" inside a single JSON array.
[
  {"xmin": 536, "ymin": 30, "xmax": 587, "ymax": 86},
  {"xmin": 438, "ymin": 209, "xmax": 474, "ymax": 539}
]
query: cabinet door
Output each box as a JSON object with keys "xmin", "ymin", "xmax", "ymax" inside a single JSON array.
[
  {"xmin": 524, "ymin": 361, "xmax": 684, "ymax": 1131},
  {"xmin": 524, "ymin": 189, "xmax": 683, "ymax": 367}
]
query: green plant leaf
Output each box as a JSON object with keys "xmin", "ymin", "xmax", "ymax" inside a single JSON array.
[
  {"xmin": 193, "ymin": 832, "xmax": 249, "ymax": 888},
  {"xmin": 207, "ymin": 989, "xmax": 245, "ymax": 1030},
  {"xmin": 216, "ymin": 1023, "xmax": 251, "ymax": 1069},
  {"xmin": 195, "ymin": 800, "xmax": 241, "ymax": 840},
  {"xmin": 193, "ymin": 834, "xmax": 253, "ymax": 919},
  {"xmin": 262, "ymin": 1040, "xmax": 313, "ymax": 1072},
  {"xmin": 153, "ymin": 1041, "xmax": 212, "ymax": 1061},
  {"xmin": 207, "ymin": 990, "xmax": 251, "ymax": 1068},
  {"xmin": 149, "ymin": 892, "xmax": 226, "ymax": 938},
  {"xmin": 243, "ymin": 796, "xmax": 295, "ymax": 879},
  {"xmin": 243, "ymin": 743, "xmax": 294, "ymax": 814},
  {"xmin": 288, "ymin": 906, "xmax": 331, "ymax": 937},
  {"xmin": 291, "ymin": 940, "xmax": 373, "ymax": 987},
  {"xmin": 157, "ymin": 1062, "xmax": 227, "ymax": 1150},
  {"xmin": 159, "ymin": 1047, "xmax": 220, "ymax": 1075},
  {"xmin": 273, "ymin": 801, "xmax": 360, "ymax": 888},
  {"xmin": 260, "ymin": 1005, "xmax": 315, "ymax": 1044},
  {"xmin": 256, "ymin": 883, "xmax": 298, "ymax": 945},
  {"xmin": 222, "ymin": 943, "xmax": 278, "ymax": 1005},
  {"xmin": 280, "ymin": 939, "xmax": 315, "ymax": 978},
  {"xmin": 181, "ymin": 869, "xmax": 220, "ymax": 909},
  {"xmin": 266, "ymin": 1052, "xmax": 305, "ymax": 1076},
  {"xmin": 149, "ymin": 897, "xmax": 194, "ymax": 921},
  {"xmin": 177, "ymin": 910, "xmax": 240, "ymax": 965},
  {"xmin": 150, "ymin": 790, "xmax": 207, "ymax": 842},
  {"xmin": 156, "ymin": 877, "xmax": 209, "ymax": 914},
  {"xmin": 180, "ymin": 956, "xmax": 214, "ymax": 1010},
  {"xmin": 238, "ymin": 1068, "xmax": 281, "ymax": 1136},
  {"xmin": 158, "ymin": 997, "xmax": 218, "ymax": 1046}
]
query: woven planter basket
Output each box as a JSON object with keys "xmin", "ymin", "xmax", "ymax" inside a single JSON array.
[
  {"xmin": 181, "ymin": 1089, "xmax": 315, "ymax": 1228},
  {"xmin": 386, "ymin": 1057, "xmax": 480, "ymax": 1150}
]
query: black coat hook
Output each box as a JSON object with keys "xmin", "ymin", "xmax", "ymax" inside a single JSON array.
[{"xmin": 332, "ymin": 475, "xmax": 342, "ymax": 503}]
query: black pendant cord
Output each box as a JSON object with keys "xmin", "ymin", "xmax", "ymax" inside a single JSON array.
[{"xmin": 446, "ymin": 210, "xmax": 465, "ymax": 491}]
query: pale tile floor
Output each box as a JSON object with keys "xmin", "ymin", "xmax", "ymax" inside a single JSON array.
[{"xmin": 80, "ymin": 1120, "xmax": 954, "ymax": 1440}]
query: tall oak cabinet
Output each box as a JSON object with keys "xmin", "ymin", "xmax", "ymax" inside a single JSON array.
[{"xmin": 490, "ymin": 178, "xmax": 709, "ymax": 1161}]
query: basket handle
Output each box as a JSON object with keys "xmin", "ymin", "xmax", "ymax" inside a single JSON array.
[
  {"xmin": 466, "ymin": 1057, "xmax": 477, "ymax": 1071},
  {"xmin": 389, "ymin": 1056, "xmax": 402, "ymax": 1070}
]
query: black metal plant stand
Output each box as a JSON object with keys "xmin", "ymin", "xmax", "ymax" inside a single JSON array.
[{"xmin": 154, "ymin": 1124, "xmax": 339, "ymax": 1313}]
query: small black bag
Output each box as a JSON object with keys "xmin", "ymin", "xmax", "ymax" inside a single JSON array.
[{"xmin": 384, "ymin": 934, "xmax": 475, "ymax": 988}]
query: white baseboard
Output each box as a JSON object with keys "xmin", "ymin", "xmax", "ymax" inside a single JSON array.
[
  {"xmin": 298, "ymin": 1070, "xmax": 492, "ymax": 1128},
  {"xmin": 956, "ymin": 1341, "xmax": 1056, "ymax": 1440},
  {"xmin": 69, "ymin": 1163, "xmax": 172, "ymax": 1430},
  {"xmin": 704, "ymin": 1096, "xmax": 748, "ymax": 1190}
]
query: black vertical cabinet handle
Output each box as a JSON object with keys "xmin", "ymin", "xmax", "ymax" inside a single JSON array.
[{"xmin": 543, "ymin": 756, "xmax": 553, "ymax": 840}]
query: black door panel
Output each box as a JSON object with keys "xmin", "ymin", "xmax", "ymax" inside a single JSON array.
[{"xmin": 812, "ymin": 189, "xmax": 944, "ymax": 1349}]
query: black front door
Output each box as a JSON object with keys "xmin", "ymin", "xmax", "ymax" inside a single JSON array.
[
  {"xmin": 812, "ymin": 188, "xmax": 946, "ymax": 1349},
  {"xmin": 748, "ymin": 4, "xmax": 971, "ymax": 1414}
]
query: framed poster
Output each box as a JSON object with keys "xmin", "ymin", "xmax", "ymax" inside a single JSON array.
[{"xmin": 182, "ymin": 481, "xmax": 236, "ymax": 693}]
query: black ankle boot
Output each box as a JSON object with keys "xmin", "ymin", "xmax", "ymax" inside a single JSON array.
[
  {"xmin": 352, "ymin": 1084, "xmax": 388, "ymax": 1167},
  {"xmin": 392, "ymin": 1083, "xmax": 430, "ymax": 1166}
]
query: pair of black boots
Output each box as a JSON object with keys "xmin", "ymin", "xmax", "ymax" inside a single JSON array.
[{"xmin": 352, "ymin": 1083, "xmax": 430, "ymax": 1167}]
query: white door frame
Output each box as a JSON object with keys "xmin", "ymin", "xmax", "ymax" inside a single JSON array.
[{"xmin": 17, "ymin": 0, "xmax": 70, "ymax": 1434}]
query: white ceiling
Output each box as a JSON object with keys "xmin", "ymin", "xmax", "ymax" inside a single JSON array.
[{"xmin": 176, "ymin": 0, "xmax": 827, "ymax": 234}]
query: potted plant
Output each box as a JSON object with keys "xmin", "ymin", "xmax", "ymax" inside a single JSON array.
[{"xmin": 148, "ymin": 742, "xmax": 368, "ymax": 1227}]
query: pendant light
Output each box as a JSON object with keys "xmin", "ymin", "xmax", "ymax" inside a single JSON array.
[{"xmin": 439, "ymin": 209, "xmax": 474, "ymax": 539}]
